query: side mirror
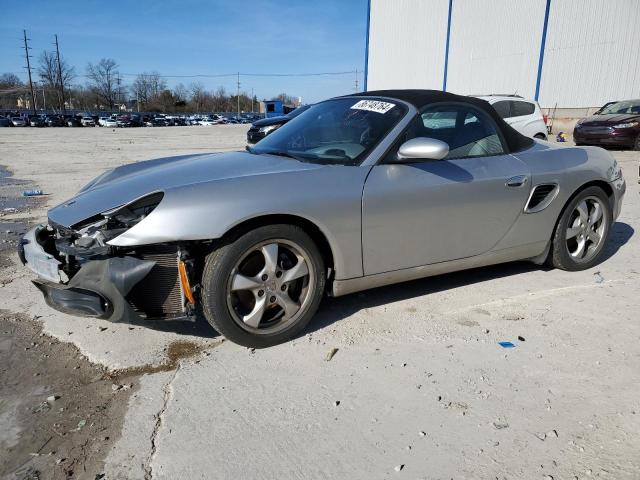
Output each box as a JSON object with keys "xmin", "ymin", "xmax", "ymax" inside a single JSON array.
[{"xmin": 397, "ymin": 137, "xmax": 449, "ymax": 161}]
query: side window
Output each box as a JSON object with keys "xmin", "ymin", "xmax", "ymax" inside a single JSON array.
[
  {"xmin": 511, "ymin": 101, "xmax": 535, "ymax": 117},
  {"xmin": 492, "ymin": 101, "xmax": 512, "ymax": 119},
  {"xmin": 386, "ymin": 104, "xmax": 506, "ymax": 162}
]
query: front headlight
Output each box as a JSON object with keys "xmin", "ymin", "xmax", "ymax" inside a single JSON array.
[
  {"xmin": 258, "ymin": 124, "xmax": 280, "ymax": 134},
  {"xmin": 102, "ymin": 192, "xmax": 164, "ymax": 229},
  {"xmin": 607, "ymin": 160, "xmax": 622, "ymax": 181},
  {"xmin": 612, "ymin": 121, "xmax": 638, "ymax": 129}
]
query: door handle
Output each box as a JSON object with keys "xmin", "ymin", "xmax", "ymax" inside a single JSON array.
[{"xmin": 506, "ymin": 175, "xmax": 528, "ymax": 187}]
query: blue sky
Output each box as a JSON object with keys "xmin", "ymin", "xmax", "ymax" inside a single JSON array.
[{"xmin": 0, "ymin": 0, "xmax": 368, "ymax": 103}]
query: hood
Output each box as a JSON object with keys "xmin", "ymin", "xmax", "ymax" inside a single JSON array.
[
  {"xmin": 578, "ymin": 113, "xmax": 640, "ymax": 126},
  {"xmin": 251, "ymin": 115, "xmax": 290, "ymax": 127},
  {"xmin": 49, "ymin": 151, "xmax": 322, "ymax": 228}
]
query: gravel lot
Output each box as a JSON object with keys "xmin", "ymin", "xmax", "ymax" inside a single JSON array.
[{"xmin": 1, "ymin": 126, "xmax": 639, "ymax": 479}]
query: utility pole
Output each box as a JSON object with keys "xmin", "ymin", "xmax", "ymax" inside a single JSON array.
[
  {"xmin": 236, "ymin": 72, "xmax": 240, "ymax": 119},
  {"xmin": 355, "ymin": 69, "xmax": 359, "ymax": 92},
  {"xmin": 116, "ymin": 75, "xmax": 122, "ymax": 111},
  {"xmin": 54, "ymin": 34, "xmax": 66, "ymax": 113},
  {"xmin": 23, "ymin": 29, "xmax": 36, "ymax": 115},
  {"xmin": 251, "ymin": 87, "xmax": 254, "ymax": 113}
]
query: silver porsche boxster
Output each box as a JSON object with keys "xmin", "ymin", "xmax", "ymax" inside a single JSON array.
[{"xmin": 20, "ymin": 90, "xmax": 626, "ymax": 347}]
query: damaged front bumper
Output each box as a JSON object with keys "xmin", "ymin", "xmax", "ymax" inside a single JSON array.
[{"xmin": 19, "ymin": 225, "xmax": 194, "ymax": 323}]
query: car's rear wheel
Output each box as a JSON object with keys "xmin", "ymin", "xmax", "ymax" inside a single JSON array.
[
  {"xmin": 201, "ymin": 224, "xmax": 325, "ymax": 347},
  {"xmin": 550, "ymin": 186, "xmax": 611, "ymax": 271}
]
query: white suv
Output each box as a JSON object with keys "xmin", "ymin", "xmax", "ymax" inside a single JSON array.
[{"xmin": 473, "ymin": 95, "xmax": 547, "ymax": 140}]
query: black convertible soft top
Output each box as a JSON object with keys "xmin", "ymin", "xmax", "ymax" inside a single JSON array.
[{"xmin": 350, "ymin": 89, "xmax": 534, "ymax": 153}]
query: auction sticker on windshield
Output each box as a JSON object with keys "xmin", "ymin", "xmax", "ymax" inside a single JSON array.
[{"xmin": 350, "ymin": 100, "xmax": 395, "ymax": 114}]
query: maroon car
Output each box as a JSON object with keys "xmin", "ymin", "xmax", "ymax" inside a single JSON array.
[{"xmin": 573, "ymin": 99, "xmax": 640, "ymax": 150}]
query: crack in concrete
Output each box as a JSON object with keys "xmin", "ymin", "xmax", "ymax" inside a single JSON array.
[{"xmin": 143, "ymin": 365, "xmax": 180, "ymax": 480}]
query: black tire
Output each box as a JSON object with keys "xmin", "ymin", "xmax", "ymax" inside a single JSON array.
[
  {"xmin": 201, "ymin": 224, "xmax": 325, "ymax": 348},
  {"xmin": 534, "ymin": 133, "xmax": 547, "ymax": 140},
  {"xmin": 550, "ymin": 186, "xmax": 612, "ymax": 271},
  {"xmin": 633, "ymin": 134, "xmax": 640, "ymax": 151}
]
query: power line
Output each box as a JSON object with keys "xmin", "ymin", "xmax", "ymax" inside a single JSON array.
[{"xmin": 9, "ymin": 70, "xmax": 358, "ymax": 80}]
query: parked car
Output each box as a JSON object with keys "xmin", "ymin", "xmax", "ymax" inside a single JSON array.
[
  {"xmin": 29, "ymin": 116, "xmax": 46, "ymax": 127},
  {"xmin": 81, "ymin": 116, "xmax": 96, "ymax": 127},
  {"xmin": 114, "ymin": 114, "xmax": 140, "ymax": 127},
  {"xmin": 147, "ymin": 117, "xmax": 170, "ymax": 127},
  {"xmin": 64, "ymin": 115, "xmax": 82, "ymax": 127},
  {"xmin": 573, "ymin": 99, "xmax": 640, "ymax": 150},
  {"xmin": 0, "ymin": 118, "xmax": 11, "ymax": 127},
  {"xmin": 20, "ymin": 90, "xmax": 625, "ymax": 348},
  {"xmin": 45, "ymin": 115, "xmax": 65, "ymax": 127},
  {"xmin": 10, "ymin": 117, "xmax": 27, "ymax": 127},
  {"xmin": 247, "ymin": 105, "xmax": 311, "ymax": 144},
  {"xmin": 199, "ymin": 118, "xmax": 220, "ymax": 126},
  {"xmin": 473, "ymin": 95, "xmax": 547, "ymax": 139},
  {"xmin": 103, "ymin": 118, "xmax": 118, "ymax": 128}
]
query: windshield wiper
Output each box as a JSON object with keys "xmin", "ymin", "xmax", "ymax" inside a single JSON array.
[{"xmin": 261, "ymin": 150, "xmax": 302, "ymax": 160}]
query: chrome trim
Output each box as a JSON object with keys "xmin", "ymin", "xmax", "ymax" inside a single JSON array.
[{"xmin": 505, "ymin": 175, "xmax": 528, "ymax": 188}]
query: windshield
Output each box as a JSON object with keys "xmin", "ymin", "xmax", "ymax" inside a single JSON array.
[
  {"xmin": 251, "ymin": 97, "xmax": 406, "ymax": 165},
  {"xmin": 598, "ymin": 100, "xmax": 640, "ymax": 115}
]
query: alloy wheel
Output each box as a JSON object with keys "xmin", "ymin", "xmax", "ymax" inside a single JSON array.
[
  {"xmin": 226, "ymin": 239, "xmax": 315, "ymax": 334},
  {"xmin": 565, "ymin": 196, "xmax": 607, "ymax": 262}
]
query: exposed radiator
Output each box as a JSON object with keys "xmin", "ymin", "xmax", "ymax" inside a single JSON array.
[{"xmin": 127, "ymin": 247, "xmax": 183, "ymax": 319}]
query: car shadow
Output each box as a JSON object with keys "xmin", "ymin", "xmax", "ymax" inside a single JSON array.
[
  {"xmin": 307, "ymin": 221, "xmax": 634, "ymax": 336},
  {"xmin": 134, "ymin": 315, "xmax": 219, "ymax": 338},
  {"xmin": 600, "ymin": 221, "xmax": 634, "ymax": 262}
]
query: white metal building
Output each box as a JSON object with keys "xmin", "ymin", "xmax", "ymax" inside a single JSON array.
[{"xmin": 364, "ymin": 0, "xmax": 640, "ymax": 109}]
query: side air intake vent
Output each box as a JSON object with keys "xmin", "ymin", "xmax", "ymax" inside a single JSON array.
[{"xmin": 525, "ymin": 184, "xmax": 558, "ymax": 213}]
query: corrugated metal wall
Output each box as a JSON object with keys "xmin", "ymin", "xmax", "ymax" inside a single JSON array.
[
  {"xmin": 367, "ymin": 0, "xmax": 640, "ymax": 108},
  {"xmin": 539, "ymin": 0, "xmax": 640, "ymax": 108},
  {"xmin": 367, "ymin": 0, "xmax": 449, "ymax": 90},
  {"xmin": 446, "ymin": 0, "xmax": 546, "ymax": 97}
]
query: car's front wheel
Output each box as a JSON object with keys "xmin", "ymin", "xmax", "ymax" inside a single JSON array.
[
  {"xmin": 201, "ymin": 224, "xmax": 325, "ymax": 348},
  {"xmin": 550, "ymin": 186, "xmax": 611, "ymax": 271}
]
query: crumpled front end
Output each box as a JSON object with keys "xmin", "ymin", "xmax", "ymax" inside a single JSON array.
[{"xmin": 19, "ymin": 193, "xmax": 197, "ymax": 324}]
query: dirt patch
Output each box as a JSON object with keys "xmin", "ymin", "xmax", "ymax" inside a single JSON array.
[{"xmin": 0, "ymin": 312, "xmax": 139, "ymax": 480}]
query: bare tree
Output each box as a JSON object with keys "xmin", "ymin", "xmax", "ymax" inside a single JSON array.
[
  {"xmin": 275, "ymin": 92, "xmax": 296, "ymax": 105},
  {"xmin": 131, "ymin": 71, "xmax": 166, "ymax": 108},
  {"xmin": 189, "ymin": 82, "xmax": 207, "ymax": 112},
  {"xmin": 173, "ymin": 83, "xmax": 188, "ymax": 103},
  {"xmin": 37, "ymin": 51, "xmax": 75, "ymax": 110},
  {"xmin": 86, "ymin": 58, "xmax": 119, "ymax": 109},
  {"xmin": 0, "ymin": 73, "xmax": 26, "ymax": 109}
]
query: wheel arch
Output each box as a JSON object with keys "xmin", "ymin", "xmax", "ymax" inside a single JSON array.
[
  {"xmin": 565, "ymin": 180, "xmax": 614, "ymax": 212},
  {"xmin": 218, "ymin": 214, "xmax": 336, "ymax": 278},
  {"xmin": 551, "ymin": 179, "xmax": 614, "ymax": 242}
]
